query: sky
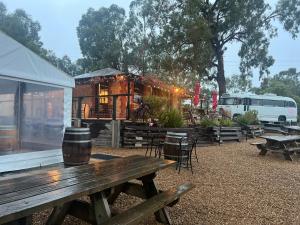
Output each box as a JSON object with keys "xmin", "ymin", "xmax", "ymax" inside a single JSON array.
[{"xmin": 2, "ymin": 0, "xmax": 300, "ymax": 87}]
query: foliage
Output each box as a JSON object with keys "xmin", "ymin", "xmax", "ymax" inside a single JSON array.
[
  {"xmin": 252, "ymin": 68, "xmax": 300, "ymax": 116},
  {"xmin": 127, "ymin": 0, "xmax": 300, "ymax": 95},
  {"xmin": 158, "ymin": 109, "xmax": 183, "ymax": 128},
  {"xmin": 226, "ymin": 75, "xmax": 252, "ymax": 93},
  {"xmin": 143, "ymin": 95, "xmax": 169, "ymax": 120},
  {"xmin": 199, "ymin": 118, "xmax": 220, "ymax": 128},
  {"xmin": 219, "ymin": 118, "xmax": 234, "ymax": 127},
  {"xmin": 77, "ymin": 5, "xmax": 127, "ymax": 71},
  {"xmin": 236, "ymin": 110, "xmax": 260, "ymax": 125},
  {"xmin": 0, "ymin": 2, "xmax": 80, "ymax": 75},
  {"xmin": 0, "ymin": 2, "xmax": 42, "ymax": 54}
]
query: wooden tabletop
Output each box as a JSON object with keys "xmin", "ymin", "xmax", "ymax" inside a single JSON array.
[
  {"xmin": 283, "ymin": 126, "xmax": 300, "ymax": 131},
  {"xmin": 0, "ymin": 155, "xmax": 175, "ymax": 224},
  {"xmin": 260, "ymin": 135, "xmax": 300, "ymax": 142}
]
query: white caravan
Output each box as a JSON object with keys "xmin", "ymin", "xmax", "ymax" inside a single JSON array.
[{"xmin": 218, "ymin": 93, "xmax": 298, "ymax": 123}]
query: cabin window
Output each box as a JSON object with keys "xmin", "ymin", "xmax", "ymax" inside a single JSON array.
[{"xmin": 98, "ymin": 83, "xmax": 109, "ymax": 104}]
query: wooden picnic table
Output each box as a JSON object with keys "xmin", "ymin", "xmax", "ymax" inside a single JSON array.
[
  {"xmin": 282, "ymin": 126, "xmax": 300, "ymax": 134},
  {"xmin": 0, "ymin": 155, "xmax": 194, "ymax": 225},
  {"xmin": 252, "ymin": 135, "xmax": 300, "ymax": 161}
]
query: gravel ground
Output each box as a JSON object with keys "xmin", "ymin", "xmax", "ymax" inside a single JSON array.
[{"xmin": 33, "ymin": 141, "xmax": 300, "ymax": 225}]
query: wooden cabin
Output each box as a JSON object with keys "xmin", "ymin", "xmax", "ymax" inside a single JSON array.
[{"xmin": 73, "ymin": 68, "xmax": 188, "ymax": 120}]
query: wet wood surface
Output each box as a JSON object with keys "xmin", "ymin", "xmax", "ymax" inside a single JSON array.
[{"xmin": 0, "ymin": 155, "xmax": 175, "ymax": 224}]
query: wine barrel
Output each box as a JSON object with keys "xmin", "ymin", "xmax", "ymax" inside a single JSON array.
[
  {"xmin": 164, "ymin": 132, "xmax": 188, "ymax": 160},
  {"xmin": 0, "ymin": 125, "xmax": 17, "ymax": 150},
  {"xmin": 62, "ymin": 127, "xmax": 92, "ymax": 166}
]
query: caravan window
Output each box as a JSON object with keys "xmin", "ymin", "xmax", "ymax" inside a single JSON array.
[
  {"xmin": 250, "ymin": 99, "xmax": 263, "ymax": 106},
  {"xmin": 219, "ymin": 98, "xmax": 241, "ymax": 105},
  {"xmin": 286, "ymin": 101, "xmax": 296, "ymax": 108}
]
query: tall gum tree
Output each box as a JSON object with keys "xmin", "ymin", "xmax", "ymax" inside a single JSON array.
[{"xmin": 130, "ymin": 0, "xmax": 300, "ymax": 96}]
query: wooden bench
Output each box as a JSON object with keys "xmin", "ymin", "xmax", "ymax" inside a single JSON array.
[
  {"xmin": 0, "ymin": 155, "xmax": 195, "ymax": 225},
  {"xmin": 103, "ymin": 183, "xmax": 194, "ymax": 225}
]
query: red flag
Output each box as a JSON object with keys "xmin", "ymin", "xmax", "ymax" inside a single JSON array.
[
  {"xmin": 193, "ymin": 82, "xmax": 201, "ymax": 106},
  {"xmin": 212, "ymin": 90, "xmax": 218, "ymax": 112}
]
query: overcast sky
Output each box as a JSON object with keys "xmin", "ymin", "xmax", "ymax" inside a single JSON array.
[{"xmin": 2, "ymin": 0, "xmax": 300, "ymax": 86}]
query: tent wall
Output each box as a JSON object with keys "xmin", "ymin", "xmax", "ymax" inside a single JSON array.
[{"xmin": 64, "ymin": 87, "xmax": 72, "ymax": 128}]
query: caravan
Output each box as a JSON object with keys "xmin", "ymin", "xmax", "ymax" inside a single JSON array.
[{"xmin": 218, "ymin": 93, "xmax": 298, "ymax": 123}]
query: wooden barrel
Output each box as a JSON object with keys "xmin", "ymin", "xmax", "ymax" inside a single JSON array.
[
  {"xmin": 164, "ymin": 132, "xmax": 188, "ymax": 160},
  {"xmin": 62, "ymin": 127, "xmax": 92, "ymax": 166},
  {"xmin": 0, "ymin": 125, "xmax": 17, "ymax": 150}
]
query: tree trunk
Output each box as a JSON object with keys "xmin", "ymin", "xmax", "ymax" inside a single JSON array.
[{"xmin": 216, "ymin": 51, "xmax": 226, "ymax": 97}]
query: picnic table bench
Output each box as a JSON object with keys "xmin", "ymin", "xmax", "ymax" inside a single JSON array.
[
  {"xmin": 0, "ymin": 155, "xmax": 194, "ymax": 225},
  {"xmin": 251, "ymin": 135, "xmax": 300, "ymax": 161}
]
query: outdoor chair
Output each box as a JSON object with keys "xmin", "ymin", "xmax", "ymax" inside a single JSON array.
[{"xmin": 145, "ymin": 129, "xmax": 165, "ymax": 158}]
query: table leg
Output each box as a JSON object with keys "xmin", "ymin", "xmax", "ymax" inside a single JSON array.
[
  {"xmin": 46, "ymin": 202, "xmax": 72, "ymax": 225},
  {"xmin": 4, "ymin": 216, "xmax": 32, "ymax": 225},
  {"xmin": 90, "ymin": 191, "xmax": 111, "ymax": 225},
  {"xmin": 282, "ymin": 144, "xmax": 293, "ymax": 161},
  {"xmin": 257, "ymin": 144, "xmax": 267, "ymax": 156},
  {"xmin": 141, "ymin": 173, "xmax": 172, "ymax": 225}
]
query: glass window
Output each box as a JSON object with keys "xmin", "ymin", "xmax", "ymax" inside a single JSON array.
[
  {"xmin": 0, "ymin": 79, "xmax": 65, "ymax": 152},
  {"xmin": 250, "ymin": 99, "xmax": 262, "ymax": 106},
  {"xmin": 262, "ymin": 99, "xmax": 284, "ymax": 107},
  {"xmin": 0, "ymin": 79, "xmax": 18, "ymax": 152},
  {"xmin": 98, "ymin": 83, "xmax": 109, "ymax": 104},
  {"xmin": 21, "ymin": 83, "xmax": 64, "ymax": 151},
  {"xmin": 287, "ymin": 101, "xmax": 296, "ymax": 108},
  {"xmin": 219, "ymin": 98, "xmax": 237, "ymax": 105},
  {"xmin": 274, "ymin": 100, "xmax": 284, "ymax": 107}
]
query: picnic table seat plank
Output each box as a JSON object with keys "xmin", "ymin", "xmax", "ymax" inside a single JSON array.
[
  {"xmin": 0, "ymin": 155, "xmax": 143, "ymax": 193},
  {"xmin": 0, "ymin": 157, "xmax": 175, "ymax": 224},
  {"xmin": 102, "ymin": 183, "xmax": 195, "ymax": 225},
  {"xmin": 0, "ymin": 158, "xmax": 161, "ymax": 205}
]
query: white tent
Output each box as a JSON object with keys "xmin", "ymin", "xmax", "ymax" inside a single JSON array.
[{"xmin": 0, "ymin": 31, "xmax": 74, "ymax": 169}]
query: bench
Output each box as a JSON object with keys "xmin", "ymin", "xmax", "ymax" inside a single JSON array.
[{"xmin": 103, "ymin": 183, "xmax": 194, "ymax": 225}]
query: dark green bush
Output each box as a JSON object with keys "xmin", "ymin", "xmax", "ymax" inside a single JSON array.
[
  {"xmin": 143, "ymin": 95, "xmax": 169, "ymax": 119},
  {"xmin": 158, "ymin": 109, "xmax": 184, "ymax": 128}
]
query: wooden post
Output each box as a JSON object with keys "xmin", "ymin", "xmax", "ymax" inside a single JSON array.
[
  {"xmin": 111, "ymin": 120, "xmax": 120, "ymax": 148},
  {"xmin": 126, "ymin": 76, "xmax": 131, "ymax": 120},
  {"xmin": 112, "ymin": 96, "xmax": 117, "ymax": 120},
  {"xmin": 77, "ymin": 97, "xmax": 82, "ymax": 119}
]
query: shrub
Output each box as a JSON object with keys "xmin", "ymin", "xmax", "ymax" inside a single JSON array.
[
  {"xmin": 158, "ymin": 109, "xmax": 184, "ymax": 128},
  {"xmin": 236, "ymin": 110, "xmax": 260, "ymax": 125},
  {"xmin": 199, "ymin": 118, "xmax": 220, "ymax": 127},
  {"xmin": 219, "ymin": 118, "xmax": 234, "ymax": 127},
  {"xmin": 143, "ymin": 95, "xmax": 169, "ymax": 119}
]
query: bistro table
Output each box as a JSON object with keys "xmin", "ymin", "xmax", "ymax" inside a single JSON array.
[
  {"xmin": 253, "ymin": 135, "xmax": 300, "ymax": 161},
  {"xmin": 0, "ymin": 155, "xmax": 194, "ymax": 225}
]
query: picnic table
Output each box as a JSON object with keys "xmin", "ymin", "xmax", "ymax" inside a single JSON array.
[
  {"xmin": 282, "ymin": 126, "xmax": 300, "ymax": 135},
  {"xmin": 252, "ymin": 135, "xmax": 300, "ymax": 161},
  {"xmin": 0, "ymin": 155, "xmax": 194, "ymax": 225}
]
